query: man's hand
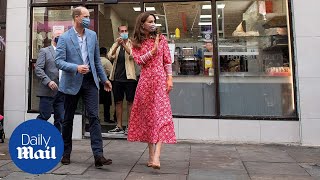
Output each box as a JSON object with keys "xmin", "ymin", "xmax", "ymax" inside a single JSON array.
[
  {"xmin": 104, "ymin": 80, "xmax": 112, "ymax": 92},
  {"xmin": 166, "ymin": 76, "xmax": 173, "ymax": 93},
  {"xmin": 77, "ymin": 65, "xmax": 90, "ymax": 74},
  {"xmin": 116, "ymin": 37, "xmax": 124, "ymax": 46},
  {"xmin": 48, "ymin": 81, "xmax": 58, "ymax": 91}
]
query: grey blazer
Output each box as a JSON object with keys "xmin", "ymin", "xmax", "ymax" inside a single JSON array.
[{"xmin": 35, "ymin": 45, "xmax": 59, "ymax": 97}]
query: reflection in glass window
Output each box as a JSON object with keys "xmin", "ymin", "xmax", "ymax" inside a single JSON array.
[
  {"xmin": 217, "ymin": 0, "xmax": 296, "ymax": 117},
  {"xmin": 30, "ymin": 6, "xmax": 95, "ymax": 111},
  {"xmin": 33, "ymin": 0, "xmax": 81, "ymax": 3},
  {"xmin": 145, "ymin": 2, "xmax": 215, "ymax": 116}
]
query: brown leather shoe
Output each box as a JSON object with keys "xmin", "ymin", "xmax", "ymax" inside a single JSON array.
[
  {"xmin": 61, "ymin": 154, "xmax": 70, "ymax": 165},
  {"xmin": 94, "ymin": 156, "xmax": 112, "ymax": 168}
]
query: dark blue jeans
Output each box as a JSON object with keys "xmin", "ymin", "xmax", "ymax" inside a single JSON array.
[
  {"xmin": 62, "ymin": 72, "xmax": 103, "ymax": 157},
  {"xmin": 37, "ymin": 91, "xmax": 64, "ymax": 132}
]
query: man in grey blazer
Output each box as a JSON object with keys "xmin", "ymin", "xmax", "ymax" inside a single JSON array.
[
  {"xmin": 35, "ymin": 30, "xmax": 64, "ymax": 132},
  {"xmin": 55, "ymin": 6, "xmax": 112, "ymax": 168}
]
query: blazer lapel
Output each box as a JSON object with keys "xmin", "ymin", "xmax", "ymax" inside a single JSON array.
[
  {"xmin": 86, "ymin": 31, "xmax": 94, "ymax": 62},
  {"xmin": 69, "ymin": 29, "xmax": 83, "ymax": 61},
  {"xmin": 48, "ymin": 45, "xmax": 55, "ymax": 60}
]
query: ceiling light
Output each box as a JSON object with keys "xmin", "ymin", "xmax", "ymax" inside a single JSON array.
[
  {"xmin": 200, "ymin": 15, "xmax": 212, "ymax": 19},
  {"xmin": 155, "ymin": 24, "xmax": 162, "ymax": 26},
  {"xmin": 198, "ymin": 22, "xmax": 212, "ymax": 26},
  {"xmin": 182, "ymin": 47, "xmax": 193, "ymax": 50},
  {"xmin": 133, "ymin": 7, "xmax": 141, "ymax": 11},
  {"xmin": 156, "ymin": 16, "xmax": 159, "ymax": 19},
  {"xmin": 145, "ymin": 7, "xmax": 155, "ymax": 11},
  {"xmin": 133, "ymin": 7, "xmax": 155, "ymax": 12},
  {"xmin": 202, "ymin": 5, "xmax": 211, "ymax": 9},
  {"xmin": 217, "ymin": 4, "xmax": 225, "ymax": 9}
]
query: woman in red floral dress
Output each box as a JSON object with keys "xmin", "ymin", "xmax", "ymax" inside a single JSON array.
[{"xmin": 128, "ymin": 12, "xmax": 176, "ymax": 169}]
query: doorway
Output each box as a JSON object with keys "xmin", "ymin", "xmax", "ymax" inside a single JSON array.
[
  {"xmin": 83, "ymin": 2, "xmax": 141, "ymax": 139},
  {"xmin": 0, "ymin": 0, "xmax": 7, "ymax": 115}
]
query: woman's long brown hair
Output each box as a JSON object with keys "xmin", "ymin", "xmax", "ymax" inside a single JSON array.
[{"xmin": 132, "ymin": 12, "xmax": 161, "ymax": 48}]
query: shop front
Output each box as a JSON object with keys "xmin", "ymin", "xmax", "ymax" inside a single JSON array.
[{"xmin": 6, "ymin": 0, "xmax": 317, "ymax": 144}]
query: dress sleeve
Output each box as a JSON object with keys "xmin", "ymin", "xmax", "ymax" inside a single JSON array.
[
  {"xmin": 162, "ymin": 35, "xmax": 173, "ymax": 76},
  {"xmin": 132, "ymin": 46, "xmax": 153, "ymax": 66}
]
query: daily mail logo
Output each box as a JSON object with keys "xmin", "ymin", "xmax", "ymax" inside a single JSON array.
[
  {"xmin": 16, "ymin": 134, "xmax": 56, "ymax": 160},
  {"xmin": 9, "ymin": 120, "xmax": 63, "ymax": 174}
]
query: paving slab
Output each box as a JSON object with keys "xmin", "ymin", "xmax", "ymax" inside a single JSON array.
[
  {"xmin": 82, "ymin": 170, "xmax": 129, "ymax": 180},
  {"xmin": 133, "ymin": 160, "xmax": 189, "ymax": 175},
  {"xmin": 190, "ymin": 158, "xmax": 246, "ymax": 173},
  {"xmin": 237, "ymin": 145, "xmax": 295, "ymax": 163},
  {"xmin": 87, "ymin": 163, "xmax": 132, "ymax": 173},
  {"xmin": 3, "ymin": 172, "xmax": 66, "ymax": 180},
  {"xmin": 250, "ymin": 175, "xmax": 315, "ymax": 180},
  {"xmin": 0, "ymin": 162, "xmax": 22, "ymax": 172},
  {"xmin": 0, "ymin": 160, "xmax": 10, "ymax": 167},
  {"xmin": 140, "ymin": 150, "xmax": 190, "ymax": 162},
  {"xmin": 188, "ymin": 169, "xmax": 250, "ymax": 180},
  {"xmin": 53, "ymin": 163, "xmax": 91, "ymax": 175},
  {"xmin": 190, "ymin": 145, "xmax": 239, "ymax": 160},
  {"xmin": 0, "ymin": 170, "xmax": 12, "ymax": 178},
  {"xmin": 126, "ymin": 172, "xmax": 187, "ymax": 180},
  {"xmin": 300, "ymin": 163, "xmax": 320, "ymax": 178},
  {"xmin": 69, "ymin": 152, "xmax": 93, "ymax": 163},
  {"xmin": 286, "ymin": 147, "xmax": 320, "ymax": 163},
  {"xmin": 245, "ymin": 162, "xmax": 310, "ymax": 176}
]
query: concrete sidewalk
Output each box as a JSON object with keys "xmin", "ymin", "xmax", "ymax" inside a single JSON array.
[{"xmin": 1, "ymin": 140, "xmax": 320, "ymax": 180}]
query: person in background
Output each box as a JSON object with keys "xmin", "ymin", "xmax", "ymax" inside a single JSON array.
[
  {"xmin": 128, "ymin": 12, "xmax": 176, "ymax": 170},
  {"xmin": 99, "ymin": 47, "xmax": 114, "ymax": 123},
  {"xmin": 55, "ymin": 6, "xmax": 112, "ymax": 168},
  {"xmin": 107, "ymin": 25, "xmax": 137, "ymax": 135},
  {"xmin": 35, "ymin": 30, "xmax": 64, "ymax": 132}
]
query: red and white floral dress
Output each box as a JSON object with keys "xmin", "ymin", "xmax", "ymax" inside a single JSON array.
[{"xmin": 127, "ymin": 35, "xmax": 176, "ymax": 144}]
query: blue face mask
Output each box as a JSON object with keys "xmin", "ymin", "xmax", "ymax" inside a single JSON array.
[
  {"xmin": 82, "ymin": 17, "xmax": 90, "ymax": 28},
  {"xmin": 120, "ymin": 33, "xmax": 128, "ymax": 40}
]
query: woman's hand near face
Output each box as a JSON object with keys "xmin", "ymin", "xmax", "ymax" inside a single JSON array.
[{"xmin": 151, "ymin": 34, "xmax": 160, "ymax": 55}]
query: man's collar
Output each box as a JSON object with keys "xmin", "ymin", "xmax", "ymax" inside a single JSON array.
[{"xmin": 73, "ymin": 26, "xmax": 85, "ymax": 36}]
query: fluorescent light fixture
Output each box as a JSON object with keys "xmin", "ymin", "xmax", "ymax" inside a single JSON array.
[
  {"xmin": 217, "ymin": 4, "xmax": 225, "ymax": 9},
  {"xmin": 182, "ymin": 47, "xmax": 193, "ymax": 50},
  {"xmin": 133, "ymin": 7, "xmax": 141, "ymax": 11},
  {"xmin": 198, "ymin": 22, "xmax": 212, "ymax": 26},
  {"xmin": 155, "ymin": 24, "xmax": 162, "ymax": 26},
  {"xmin": 145, "ymin": 7, "xmax": 155, "ymax": 11},
  {"xmin": 133, "ymin": 7, "xmax": 155, "ymax": 11},
  {"xmin": 200, "ymin": 15, "xmax": 212, "ymax": 19},
  {"xmin": 202, "ymin": 5, "xmax": 211, "ymax": 9}
]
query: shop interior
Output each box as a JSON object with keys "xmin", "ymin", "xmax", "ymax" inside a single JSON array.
[{"xmin": 29, "ymin": 0, "xmax": 295, "ymax": 138}]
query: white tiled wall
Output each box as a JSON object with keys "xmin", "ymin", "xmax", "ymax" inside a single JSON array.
[
  {"xmin": 4, "ymin": 0, "xmax": 29, "ymax": 138},
  {"xmin": 174, "ymin": 119, "xmax": 300, "ymax": 144},
  {"xmin": 260, "ymin": 121, "xmax": 300, "ymax": 143},
  {"xmin": 219, "ymin": 120, "xmax": 260, "ymax": 143},
  {"xmin": 292, "ymin": 0, "xmax": 320, "ymax": 145},
  {"xmin": 177, "ymin": 118, "xmax": 219, "ymax": 140}
]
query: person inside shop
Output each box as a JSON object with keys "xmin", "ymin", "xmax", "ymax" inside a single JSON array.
[
  {"xmin": 55, "ymin": 6, "xmax": 112, "ymax": 168},
  {"xmin": 35, "ymin": 29, "xmax": 64, "ymax": 132},
  {"xmin": 107, "ymin": 25, "xmax": 137, "ymax": 135},
  {"xmin": 99, "ymin": 47, "xmax": 114, "ymax": 124},
  {"xmin": 204, "ymin": 40, "xmax": 213, "ymax": 52},
  {"xmin": 128, "ymin": 12, "xmax": 176, "ymax": 170}
]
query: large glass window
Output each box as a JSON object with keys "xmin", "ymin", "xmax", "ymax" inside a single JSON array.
[
  {"xmin": 30, "ymin": 6, "xmax": 96, "ymax": 111},
  {"xmin": 217, "ymin": 0, "xmax": 296, "ymax": 117},
  {"xmin": 145, "ymin": 1, "xmax": 215, "ymax": 116}
]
